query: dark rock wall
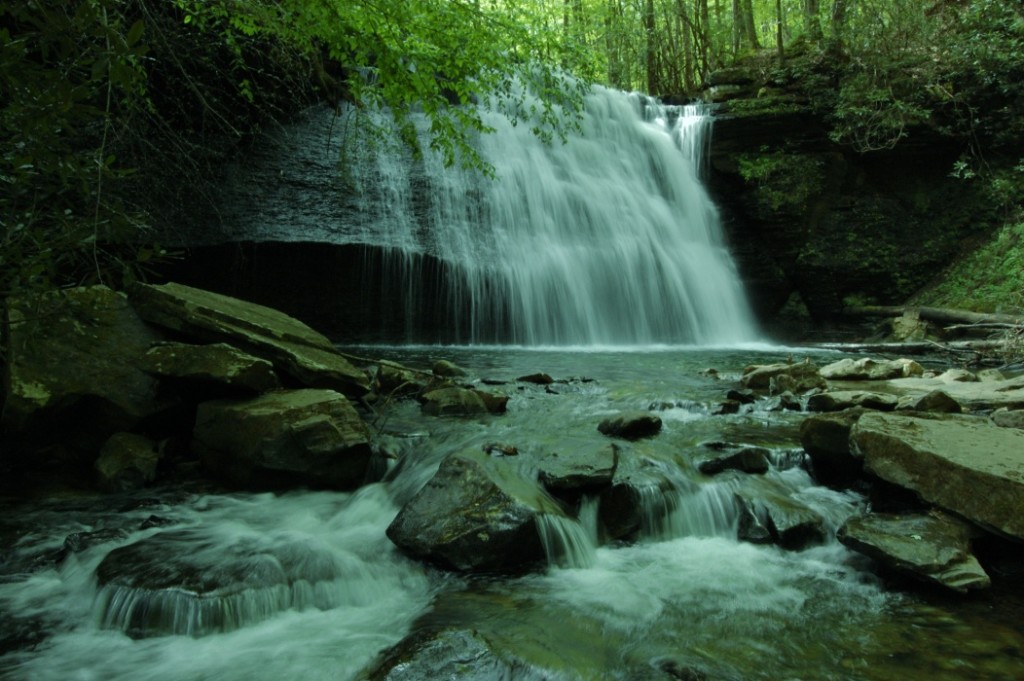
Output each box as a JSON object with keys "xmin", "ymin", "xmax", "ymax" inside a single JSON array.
[{"xmin": 707, "ymin": 104, "xmax": 996, "ymax": 339}]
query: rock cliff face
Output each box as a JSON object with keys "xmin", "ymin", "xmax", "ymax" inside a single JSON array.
[{"xmin": 704, "ymin": 66, "xmax": 996, "ymax": 338}]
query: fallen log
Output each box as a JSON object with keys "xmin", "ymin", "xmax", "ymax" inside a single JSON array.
[
  {"xmin": 842, "ymin": 306, "xmax": 1021, "ymax": 326},
  {"xmin": 813, "ymin": 340, "xmax": 1008, "ymax": 357}
]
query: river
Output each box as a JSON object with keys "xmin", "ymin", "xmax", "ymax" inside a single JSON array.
[{"xmin": 2, "ymin": 346, "xmax": 1021, "ymax": 680}]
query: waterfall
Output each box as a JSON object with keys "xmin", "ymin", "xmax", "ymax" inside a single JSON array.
[{"xmin": 217, "ymin": 85, "xmax": 759, "ymax": 345}]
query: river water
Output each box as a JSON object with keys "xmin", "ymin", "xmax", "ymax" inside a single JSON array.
[{"xmin": 2, "ymin": 346, "xmax": 1022, "ymax": 680}]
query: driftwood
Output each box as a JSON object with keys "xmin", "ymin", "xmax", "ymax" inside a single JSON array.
[{"xmin": 842, "ymin": 305, "xmax": 1021, "ymax": 326}]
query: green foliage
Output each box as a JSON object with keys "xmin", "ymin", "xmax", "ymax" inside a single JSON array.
[
  {"xmin": 914, "ymin": 221, "xmax": 1024, "ymax": 314},
  {"xmin": 737, "ymin": 147, "xmax": 825, "ymax": 211},
  {"xmin": 1, "ymin": 0, "xmax": 154, "ymax": 297}
]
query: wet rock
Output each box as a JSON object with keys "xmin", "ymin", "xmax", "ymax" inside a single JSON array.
[
  {"xmin": 420, "ymin": 387, "xmax": 488, "ymax": 416},
  {"xmin": 852, "ymin": 412, "xmax": 1024, "ymax": 541},
  {"xmin": 193, "ymin": 388, "xmax": 373, "ymax": 490},
  {"xmin": 896, "ymin": 389, "xmax": 963, "ymax": 414},
  {"xmin": 712, "ymin": 400, "xmax": 742, "ymax": 415},
  {"xmin": 937, "ymin": 368, "xmax": 977, "ymax": 383},
  {"xmin": 598, "ymin": 455, "xmax": 677, "ymax": 541},
  {"xmin": 977, "ymin": 368, "xmax": 1007, "ymax": 383},
  {"xmin": 473, "ymin": 389, "xmax": 510, "ymax": 414},
  {"xmin": 536, "ymin": 441, "xmax": 618, "ymax": 496},
  {"xmin": 129, "ymin": 281, "xmax": 369, "ymax": 398},
  {"xmin": 992, "ymin": 408, "xmax": 1024, "ymax": 429},
  {"xmin": 838, "ymin": 511, "xmax": 990, "ymax": 593},
  {"xmin": 517, "ymin": 372, "xmax": 554, "ymax": 385},
  {"xmin": 55, "ymin": 528, "xmax": 131, "ymax": 563},
  {"xmin": 94, "ymin": 432, "xmax": 163, "ymax": 492},
  {"xmin": 764, "ymin": 391, "xmax": 802, "ymax": 412},
  {"xmin": 3, "ymin": 286, "xmax": 164, "ymax": 438},
  {"xmin": 431, "ymin": 359, "xmax": 466, "ymax": 378},
  {"xmin": 698, "ymin": 447, "xmax": 770, "ymax": 476},
  {"xmin": 142, "ymin": 342, "xmax": 280, "ymax": 393},
  {"xmin": 735, "ymin": 488, "xmax": 827, "ymax": 550},
  {"xmin": 361, "ymin": 628, "xmax": 549, "ymax": 681},
  {"xmin": 725, "ymin": 388, "xmax": 757, "ymax": 404},
  {"xmin": 806, "ymin": 391, "xmax": 898, "ymax": 413},
  {"xmin": 386, "ymin": 449, "xmax": 565, "ymax": 572},
  {"xmin": 820, "ymin": 357, "xmax": 923, "ymax": 381},
  {"xmin": 597, "ymin": 412, "xmax": 662, "ymax": 440},
  {"xmin": 94, "ymin": 529, "xmax": 343, "ymax": 637},
  {"xmin": 375, "ymin": 361, "xmax": 429, "ymax": 398},
  {"xmin": 800, "ymin": 408, "xmax": 868, "ymax": 487},
  {"xmin": 741, "ymin": 361, "xmax": 826, "ymax": 394},
  {"xmin": 886, "ymin": 373, "xmax": 1024, "ymax": 411}
]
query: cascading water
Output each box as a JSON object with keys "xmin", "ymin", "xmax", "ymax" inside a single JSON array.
[
  {"xmin": 212, "ymin": 86, "xmax": 758, "ymax": 345},
  {"xmin": 353, "ymin": 87, "xmax": 757, "ymax": 345}
]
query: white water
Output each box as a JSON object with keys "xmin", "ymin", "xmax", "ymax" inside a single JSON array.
[{"xmin": 342, "ymin": 87, "xmax": 758, "ymax": 345}]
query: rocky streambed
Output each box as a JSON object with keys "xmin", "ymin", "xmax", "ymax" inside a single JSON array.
[{"xmin": 2, "ymin": 284, "xmax": 1024, "ymax": 680}]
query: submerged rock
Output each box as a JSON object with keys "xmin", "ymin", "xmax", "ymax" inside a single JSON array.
[
  {"xmin": 838, "ymin": 511, "xmax": 990, "ymax": 593},
  {"xmin": 129, "ymin": 281, "xmax": 369, "ymax": 398},
  {"xmin": 386, "ymin": 449, "xmax": 565, "ymax": 572},
  {"xmin": 852, "ymin": 412, "xmax": 1024, "ymax": 541},
  {"xmin": 597, "ymin": 412, "xmax": 663, "ymax": 440},
  {"xmin": 94, "ymin": 529, "xmax": 344, "ymax": 637},
  {"xmin": 193, "ymin": 388, "xmax": 373, "ymax": 490}
]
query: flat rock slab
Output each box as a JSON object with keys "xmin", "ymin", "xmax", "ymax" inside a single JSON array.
[
  {"xmin": 142, "ymin": 342, "xmax": 280, "ymax": 393},
  {"xmin": 838, "ymin": 512, "xmax": 990, "ymax": 593},
  {"xmin": 130, "ymin": 282, "xmax": 369, "ymax": 397},
  {"xmin": 852, "ymin": 412, "xmax": 1024, "ymax": 540},
  {"xmin": 886, "ymin": 375, "xmax": 1024, "ymax": 411}
]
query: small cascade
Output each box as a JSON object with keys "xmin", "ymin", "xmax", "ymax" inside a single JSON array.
[
  {"xmin": 536, "ymin": 513, "xmax": 598, "ymax": 569},
  {"xmin": 631, "ymin": 478, "xmax": 740, "ymax": 542}
]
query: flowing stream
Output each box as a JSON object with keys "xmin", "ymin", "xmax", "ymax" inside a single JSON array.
[{"xmin": 2, "ymin": 348, "xmax": 1022, "ymax": 680}]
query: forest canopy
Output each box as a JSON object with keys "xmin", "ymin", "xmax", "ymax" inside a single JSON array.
[{"xmin": 2, "ymin": 0, "xmax": 1024, "ymax": 298}]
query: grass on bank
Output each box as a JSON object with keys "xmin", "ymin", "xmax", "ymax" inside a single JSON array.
[{"xmin": 912, "ymin": 220, "xmax": 1024, "ymax": 316}]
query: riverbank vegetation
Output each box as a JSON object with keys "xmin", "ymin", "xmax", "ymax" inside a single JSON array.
[{"xmin": 2, "ymin": 0, "xmax": 1023, "ymax": 323}]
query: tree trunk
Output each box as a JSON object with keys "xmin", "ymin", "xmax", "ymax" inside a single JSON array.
[
  {"xmin": 775, "ymin": 0, "xmax": 785, "ymax": 63},
  {"xmin": 830, "ymin": 0, "xmax": 848, "ymax": 49},
  {"xmin": 741, "ymin": 0, "xmax": 760, "ymax": 49},
  {"xmin": 731, "ymin": 0, "xmax": 740, "ymax": 55},
  {"xmin": 842, "ymin": 305, "xmax": 1022, "ymax": 326},
  {"xmin": 645, "ymin": 0, "xmax": 657, "ymax": 94},
  {"xmin": 804, "ymin": 0, "xmax": 822, "ymax": 40}
]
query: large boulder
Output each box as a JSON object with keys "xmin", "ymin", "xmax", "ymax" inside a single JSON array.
[
  {"xmin": 193, "ymin": 389, "xmax": 373, "ymax": 490},
  {"xmin": 142, "ymin": 342, "xmax": 280, "ymax": 393},
  {"xmin": 852, "ymin": 412, "xmax": 1024, "ymax": 540},
  {"xmin": 800, "ymin": 408, "xmax": 868, "ymax": 487},
  {"xmin": 740, "ymin": 361, "xmax": 826, "ymax": 393},
  {"xmin": 820, "ymin": 357, "xmax": 923, "ymax": 381},
  {"xmin": 2, "ymin": 286, "xmax": 164, "ymax": 437},
  {"xmin": 386, "ymin": 449, "xmax": 566, "ymax": 572},
  {"xmin": 838, "ymin": 512, "xmax": 990, "ymax": 593},
  {"xmin": 419, "ymin": 386, "xmax": 508, "ymax": 416},
  {"xmin": 129, "ymin": 282, "xmax": 369, "ymax": 397}
]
